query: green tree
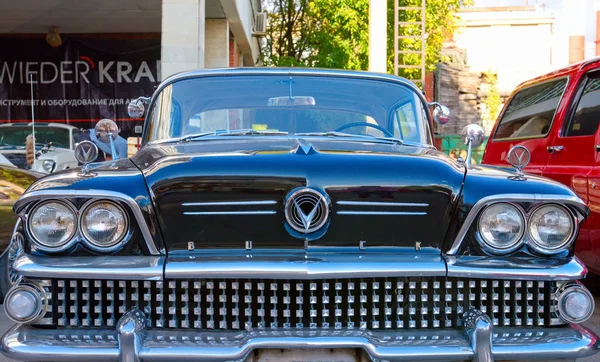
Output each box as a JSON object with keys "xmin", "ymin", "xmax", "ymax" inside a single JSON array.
[
  {"xmin": 262, "ymin": 0, "xmax": 471, "ymax": 75},
  {"xmin": 482, "ymin": 71, "xmax": 502, "ymax": 131},
  {"xmin": 386, "ymin": 0, "xmax": 472, "ymax": 79},
  {"xmin": 261, "ymin": 0, "xmax": 314, "ymax": 66}
]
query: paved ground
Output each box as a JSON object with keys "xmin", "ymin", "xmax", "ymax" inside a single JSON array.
[{"xmin": 0, "ymin": 287, "xmax": 598, "ymax": 361}]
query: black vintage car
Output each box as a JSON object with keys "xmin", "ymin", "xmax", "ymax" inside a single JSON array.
[{"xmin": 2, "ymin": 68, "xmax": 598, "ymax": 362}]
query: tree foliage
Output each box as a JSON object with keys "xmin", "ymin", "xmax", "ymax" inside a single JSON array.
[{"xmin": 262, "ymin": 0, "xmax": 471, "ymax": 75}]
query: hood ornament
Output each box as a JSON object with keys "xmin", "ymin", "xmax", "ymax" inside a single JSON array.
[
  {"xmin": 507, "ymin": 145, "xmax": 530, "ymax": 181},
  {"xmin": 284, "ymin": 188, "xmax": 329, "ymax": 234},
  {"xmin": 74, "ymin": 140, "xmax": 98, "ymax": 176}
]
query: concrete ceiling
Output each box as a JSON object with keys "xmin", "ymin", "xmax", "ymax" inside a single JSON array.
[{"xmin": 0, "ymin": 0, "xmax": 225, "ymax": 34}]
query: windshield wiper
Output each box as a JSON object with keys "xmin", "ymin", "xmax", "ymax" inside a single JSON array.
[
  {"xmin": 181, "ymin": 129, "xmax": 288, "ymax": 142},
  {"xmin": 295, "ymin": 131, "xmax": 403, "ymax": 145},
  {"xmin": 218, "ymin": 129, "xmax": 288, "ymax": 136}
]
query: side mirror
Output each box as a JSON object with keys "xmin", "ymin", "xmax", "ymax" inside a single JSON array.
[
  {"xmin": 461, "ymin": 124, "xmax": 485, "ymax": 148},
  {"xmin": 460, "ymin": 124, "xmax": 486, "ymax": 168},
  {"xmin": 430, "ymin": 103, "xmax": 450, "ymax": 125},
  {"xmin": 127, "ymin": 97, "xmax": 150, "ymax": 118}
]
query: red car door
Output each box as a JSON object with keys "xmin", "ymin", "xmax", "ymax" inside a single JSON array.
[
  {"xmin": 482, "ymin": 77, "xmax": 570, "ymax": 176},
  {"xmin": 544, "ymin": 67, "xmax": 600, "ymax": 270}
]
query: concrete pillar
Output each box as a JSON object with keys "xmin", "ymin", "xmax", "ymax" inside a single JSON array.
[
  {"xmin": 368, "ymin": 0, "xmax": 387, "ymax": 73},
  {"xmin": 205, "ymin": 19, "xmax": 229, "ymax": 68},
  {"xmin": 569, "ymin": 35, "xmax": 585, "ymax": 64},
  {"xmin": 161, "ymin": 0, "xmax": 205, "ymax": 80}
]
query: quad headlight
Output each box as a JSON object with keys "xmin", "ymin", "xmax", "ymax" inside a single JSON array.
[
  {"xmin": 477, "ymin": 202, "xmax": 576, "ymax": 255},
  {"xmin": 478, "ymin": 203, "xmax": 525, "ymax": 254},
  {"xmin": 28, "ymin": 201, "xmax": 76, "ymax": 250},
  {"xmin": 80, "ymin": 200, "xmax": 128, "ymax": 249},
  {"xmin": 528, "ymin": 204, "xmax": 574, "ymax": 254},
  {"xmin": 27, "ymin": 199, "xmax": 129, "ymax": 253}
]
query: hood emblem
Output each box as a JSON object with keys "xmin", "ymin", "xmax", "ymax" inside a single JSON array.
[{"xmin": 285, "ymin": 188, "xmax": 329, "ymax": 234}]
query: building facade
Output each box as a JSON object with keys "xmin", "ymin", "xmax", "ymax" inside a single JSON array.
[{"xmin": 0, "ymin": 0, "xmax": 263, "ymax": 138}]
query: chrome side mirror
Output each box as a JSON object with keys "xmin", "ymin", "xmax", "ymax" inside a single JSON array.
[
  {"xmin": 127, "ymin": 97, "xmax": 150, "ymax": 118},
  {"xmin": 461, "ymin": 124, "xmax": 485, "ymax": 168},
  {"xmin": 430, "ymin": 102, "xmax": 450, "ymax": 125}
]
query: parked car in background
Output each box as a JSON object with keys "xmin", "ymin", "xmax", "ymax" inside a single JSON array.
[
  {"xmin": 2, "ymin": 68, "xmax": 598, "ymax": 361},
  {"xmin": 0, "ymin": 164, "xmax": 41, "ymax": 299},
  {"xmin": 482, "ymin": 56, "xmax": 600, "ymax": 274},
  {"xmin": 0, "ymin": 123, "xmax": 80, "ymax": 174}
]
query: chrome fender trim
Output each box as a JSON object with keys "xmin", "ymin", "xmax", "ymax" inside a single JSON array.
[
  {"xmin": 13, "ymin": 189, "xmax": 161, "ymax": 255},
  {"xmin": 446, "ymin": 255, "xmax": 587, "ymax": 281},
  {"xmin": 447, "ymin": 193, "xmax": 588, "ymax": 256},
  {"xmin": 14, "ymin": 254, "xmax": 164, "ymax": 281}
]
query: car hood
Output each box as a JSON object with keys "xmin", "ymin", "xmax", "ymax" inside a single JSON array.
[{"xmin": 131, "ymin": 138, "xmax": 466, "ymax": 253}]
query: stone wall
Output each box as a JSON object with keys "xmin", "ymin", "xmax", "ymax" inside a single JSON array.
[{"xmin": 435, "ymin": 62, "xmax": 484, "ymax": 135}]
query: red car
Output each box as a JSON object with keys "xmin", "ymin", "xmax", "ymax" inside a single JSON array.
[{"xmin": 482, "ymin": 56, "xmax": 600, "ymax": 273}]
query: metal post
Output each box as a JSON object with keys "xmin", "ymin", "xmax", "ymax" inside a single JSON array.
[
  {"xmin": 369, "ymin": 0, "xmax": 388, "ymax": 72},
  {"xmin": 29, "ymin": 74, "xmax": 36, "ymax": 170}
]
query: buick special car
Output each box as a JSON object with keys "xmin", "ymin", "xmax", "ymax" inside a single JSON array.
[{"xmin": 1, "ymin": 68, "xmax": 599, "ymax": 362}]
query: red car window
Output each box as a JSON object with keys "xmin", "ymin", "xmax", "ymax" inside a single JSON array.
[
  {"xmin": 564, "ymin": 73, "xmax": 600, "ymax": 137},
  {"xmin": 493, "ymin": 78, "xmax": 568, "ymax": 141}
]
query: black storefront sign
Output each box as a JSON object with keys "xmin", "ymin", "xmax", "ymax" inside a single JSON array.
[{"xmin": 0, "ymin": 36, "xmax": 160, "ymax": 138}]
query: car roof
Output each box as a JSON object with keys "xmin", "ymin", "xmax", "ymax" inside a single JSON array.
[
  {"xmin": 515, "ymin": 56, "xmax": 600, "ymax": 90},
  {"xmin": 161, "ymin": 67, "xmax": 424, "ymax": 95},
  {"xmin": 0, "ymin": 122, "xmax": 78, "ymax": 130}
]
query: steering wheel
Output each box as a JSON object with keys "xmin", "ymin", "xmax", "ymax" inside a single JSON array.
[{"xmin": 334, "ymin": 122, "xmax": 394, "ymax": 138}]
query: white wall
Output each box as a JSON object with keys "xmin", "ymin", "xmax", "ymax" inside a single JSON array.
[{"xmin": 454, "ymin": 10, "xmax": 554, "ymax": 94}]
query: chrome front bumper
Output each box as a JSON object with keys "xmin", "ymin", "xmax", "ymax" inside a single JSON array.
[{"xmin": 2, "ymin": 309, "xmax": 598, "ymax": 362}]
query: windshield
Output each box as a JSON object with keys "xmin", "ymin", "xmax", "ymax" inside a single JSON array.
[
  {"xmin": 0, "ymin": 126, "xmax": 70, "ymax": 148},
  {"xmin": 145, "ymin": 75, "xmax": 432, "ymax": 145}
]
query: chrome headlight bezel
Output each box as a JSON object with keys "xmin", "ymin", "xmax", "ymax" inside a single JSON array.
[
  {"xmin": 4, "ymin": 282, "xmax": 48, "ymax": 324},
  {"xmin": 476, "ymin": 202, "xmax": 526, "ymax": 255},
  {"xmin": 556, "ymin": 282, "xmax": 595, "ymax": 324},
  {"xmin": 26, "ymin": 200, "xmax": 78, "ymax": 253},
  {"xmin": 527, "ymin": 203, "xmax": 576, "ymax": 255},
  {"xmin": 79, "ymin": 199, "xmax": 130, "ymax": 252}
]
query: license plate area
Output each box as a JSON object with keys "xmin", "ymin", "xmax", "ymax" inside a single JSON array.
[{"xmin": 253, "ymin": 348, "xmax": 366, "ymax": 362}]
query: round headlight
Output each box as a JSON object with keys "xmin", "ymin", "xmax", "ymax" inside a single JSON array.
[
  {"xmin": 478, "ymin": 203, "xmax": 525, "ymax": 253},
  {"xmin": 42, "ymin": 160, "xmax": 56, "ymax": 173},
  {"xmin": 81, "ymin": 201, "xmax": 128, "ymax": 249},
  {"xmin": 28, "ymin": 201, "xmax": 76, "ymax": 249},
  {"xmin": 529, "ymin": 204, "xmax": 574, "ymax": 253}
]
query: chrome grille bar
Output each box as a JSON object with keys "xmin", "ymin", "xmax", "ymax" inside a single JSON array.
[{"xmin": 41, "ymin": 277, "xmax": 555, "ymax": 330}]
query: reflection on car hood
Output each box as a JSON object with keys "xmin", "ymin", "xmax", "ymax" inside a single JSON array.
[{"xmin": 131, "ymin": 138, "xmax": 467, "ymax": 253}]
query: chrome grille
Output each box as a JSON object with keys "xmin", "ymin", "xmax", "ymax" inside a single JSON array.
[{"xmin": 42, "ymin": 277, "xmax": 556, "ymax": 330}]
